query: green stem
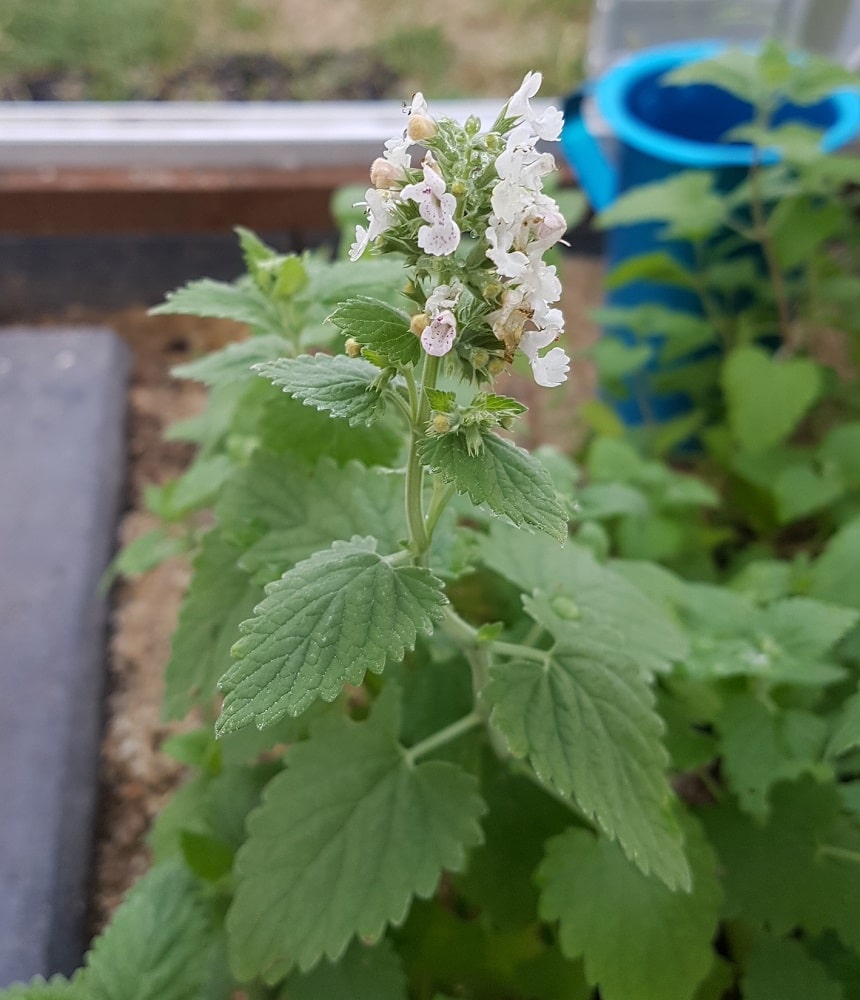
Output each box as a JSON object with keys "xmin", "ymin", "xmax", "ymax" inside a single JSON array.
[
  {"xmin": 424, "ymin": 479, "xmax": 456, "ymax": 541},
  {"xmin": 403, "ymin": 711, "xmax": 484, "ymax": 765},
  {"xmin": 404, "ymin": 355, "xmax": 441, "ymax": 561},
  {"xmin": 491, "ymin": 639, "xmax": 551, "ymax": 664}
]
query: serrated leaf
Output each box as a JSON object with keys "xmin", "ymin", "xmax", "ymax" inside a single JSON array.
[
  {"xmin": 217, "ymin": 537, "xmax": 448, "ymax": 733},
  {"xmin": 537, "ymin": 818, "xmax": 721, "ymax": 1000},
  {"xmin": 165, "ymin": 531, "xmax": 263, "ymax": 719},
  {"xmin": 718, "ymin": 697, "xmax": 830, "ymax": 820},
  {"xmin": 215, "ymin": 451, "xmax": 405, "ymax": 577},
  {"xmin": 171, "ymin": 334, "xmax": 292, "ymax": 387},
  {"xmin": 279, "ymin": 938, "xmax": 408, "ymax": 1000},
  {"xmin": 603, "ymin": 250, "xmax": 697, "ymax": 292},
  {"xmin": 80, "ymin": 864, "xmax": 213, "ymax": 1000},
  {"xmin": 151, "ymin": 277, "xmax": 283, "ymax": 335},
  {"xmin": 327, "ymin": 296, "xmax": 420, "ymax": 366},
  {"xmin": 741, "ymin": 934, "xmax": 845, "ymax": 1000},
  {"xmin": 485, "ymin": 595, "xmax": 689, "ymax": 890},
  {"xmin": 722, "ymin": 346, "xmax": 822, "ymax": 454},
  {"xmin": 773, "ymin": 461, "xmax": 844, "ymax": 524},
  {"xmin": 259, "ymin": 391, "xmax": 403, "ymax": 467},
  {"xmin": 704, "ymin": 777, "xmax": 860, "ymax": 954},
  {"xmin": 0, "ymin": 977, "xmax": 79, "ymax": 999},
  {"xmin": 226, "ymin": 696, "xmax": 485, "ymax": 979},
  {"xmin": 420, "ymin": 429, "xmax": 568, "ymax": 543},
  {"xmin": 255, "ymin": 353, "xmax": 390, "ymax": 426},
  {"xmin": 819, "ymin": 424, "xmax": 860, "ymax": 488},
  {"xmin": 480, "ymin": 526, "xmax": 688, "ymax": 676}
]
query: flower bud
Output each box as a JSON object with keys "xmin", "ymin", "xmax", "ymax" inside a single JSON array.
[
  {"xmin": 450, "ymin": 180, "xmax": 467, "ymax": 197},
  {"xmin": 536, "ymin": 209, "xmax": 567, "ymax": 244},
  {"xmin": 487, "ymin": 357, "xmax": 507, "ymax": 377},
  {"xmin": 432, "ymin": 412, "xmax": 457, "ymax": 434},
  {"xmin": 471, "ymin": 349, "xmax": 490, "ymax": 369},
  {"xmin": 407, "ymin": 114, "xmax": 438, "ymax": 141},
  {"xmin": 345, "ymin": 337, "xmax": 362, "ymax": 357},
  {"xmin": 410, "ymin": 312, "xmax": 430, "ymax": 337},
  {"xmin": 465, "ymin": 115, "xmax": 481, "ymax": 136},
  {"xmin": 370, "ymin": 157, "xmax": 406, "ymax": 189}
]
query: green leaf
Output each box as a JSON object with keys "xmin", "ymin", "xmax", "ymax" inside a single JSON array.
[
  {"xmin": 216, "ymin": 452, "xmax": 405, "ymax": 578},
  {"xmin": 722, "ymin": 346, "xmax": 822, "ymax": 454},
  {"xmin": 80, "ymin": 864, "xmax": 213, "ymax": 1000},
  {"xmin": 811, "ymin": 517, "xmax": 860, "ymax": 609},
  {"xmin": 589, "ymin": 337, "xmax": 653, "ymax": 380},
  {"xmin": 259, "ymin": 391, "xmax": 403, "ymax": 468},
  {"xmin": 772, "ymin": 461, "xmax": 845, "ymax": 524},
  {"xmin": 164, "ymin": 531, "xmax": 262, "ymax": 719},
  {"xmin": 179, "ymin": 830, "xmax": 235, "ymax": 882},
  {"xmin": 111, "ymin": 527, "xmax": 189, "ymax": 579},
  {"xmin": 819, "ymin": 424, "xmax": 860, "ymax": 488},
  {"xmin": 718, "ymin": 697, "xmax": 830, "ymax": 820},
  {"xmin": 662, "ymin": 47, "xmax": 763, "ymax": 105},
  {"xmin": 828, "ymin": 685, "xmax": 860, "ymax": 759},
  {"xmin": 704, "ymin": 777, "xmax": 860, "ymax": 954},
  {"xmin": 479, "ymin": 526, "xmax": 689, "ymax": 677},
  {"xmin": 537, "ymin": 818, "xmax": 721, "ymax": 1000},
  {"xmin": 226, "ymin": 693, "xmax": 485, "ymax": 979},
  {"xmin": 486, "ymin": 594, "xmax": 689, "ymax": 890},
  {"xmin": 0, "ymin": 977, "xmax": 79, "ymax": 999},
  {"xmin": 604, "ymin": 250, "xmax": 697, "ymax": 292},
  {"xmin": 741, "ymin": 934, "xmax": 845, "ymax": 1000},
  {"xmin": 255, "ymin": 353, "xmax": 391, "ymax": 426},
  {"xmin": 151, "ymin": 277, "xmax": 283, "ymax": 335},
  {"xmin": 171, "ymin": 334, "xmax": 291, "ymax": 388},
  {"xmin": 420, "ymin": 429, "xmax": 568, "ymax": 543},
  {"xmin": 597, "ymin": 172, "xmax": 725, "ymax": 239},
  {"xmin": 217, "ymin": 537, "xmax": 448, "ymax": 733},
  {"xmin": 279, "ymin": 939, "xmax": 408, "ymax": 1000},
  {"xmin": 327, "ymin": 296, "xmax": 420, "ymax": 367}
]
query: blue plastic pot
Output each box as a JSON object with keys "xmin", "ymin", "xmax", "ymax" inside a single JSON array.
[{"xmin": 561, "ymin": 40, "xmax": 860, "ymax": 426}]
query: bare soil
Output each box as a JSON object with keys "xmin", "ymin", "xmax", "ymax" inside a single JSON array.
[{"xmin": 88, "ymin": 254, "xmax": 602, "ymax": 930}]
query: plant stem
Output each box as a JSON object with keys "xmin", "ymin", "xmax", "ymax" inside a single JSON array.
[
  {"xmin": 404, "ymin": 354, "xmax": 440, "ymax": 560},
  {"xmin": 491, "ymin": 639, "xmax": 551, "ymax": 664},
  {"xmin": 817, "ymin": 842, "xmax": 860, "ymax": 866},
  {"xmin": 403, "ymin": 710, "xmax": 484, "ymax": 765},
  {"xmin": 748, "ymin": 147, "xmax": 792, "ymax": 342}
]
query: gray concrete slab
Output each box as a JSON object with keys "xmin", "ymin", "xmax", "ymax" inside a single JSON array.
[{"xmin": 0, "ymin": 328, "xmax": 130, "ymax": 987}]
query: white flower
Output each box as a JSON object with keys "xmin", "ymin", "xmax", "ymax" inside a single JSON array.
[
  {"xmin": 506, "ymin": 71, "xmax": 564, "ymax": 142},
  {"xmin": 426, "ymin": 280, "xmax": 464, "ymax": 314},
  {"xmin": 421, "ymin": 308, "xmax": 457, "ymax": 356},
  {"xmin": 348, "ymin": 187, "xmax": 397, "ymax": 261},
  {"xmin": 519, "ymin": 312, "xmax": 569, "ymax": 387},
  {"xmin": 401, "ymin": 159, "xmax": 461, "ymax": 257},
  {"xmin": 486, "ymin": 223, "xmax": 530, "ymax": 279},
  {"xmin": 530, "ymin": 347, "xmax": 570, "ymax": 387},
  {"xmin": 382, "ymin": 135, "xmax": 413, "ymax": 172}
]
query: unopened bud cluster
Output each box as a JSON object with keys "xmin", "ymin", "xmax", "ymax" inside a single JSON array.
[{"xmin": 348, "ymin": 74, "xmax": 571, "ymax": 389}]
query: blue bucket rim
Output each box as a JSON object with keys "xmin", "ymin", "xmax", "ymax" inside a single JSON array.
[{"xmin": 594, "ymin": 39, "xmax": 860, "ymax": 167}]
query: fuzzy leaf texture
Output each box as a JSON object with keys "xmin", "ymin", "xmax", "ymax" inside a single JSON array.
[
  {"xmin": 255, "ymin": 353, "xmax": 390, "ymax": 426},
  {"xmin": 420, "ymin": 429, "xmax": 568, "ymax": 543},
  {"xmin": 215, "ymin": 451, "xmax": 405, "ymax": 577},
  {"xmin": 537, "ymin": 818, "xmax": 722, "ymax": 1000},
  {"xmin": 327, "ymin": 296, "xmax": 421, "ymax": 366},
  {"xmin": 741, "ymin": 935, "xmax": 846, "ymax": 1000},
  {"xmin": 485, "ymin": 590, "xmax": 689, "ymax": 890},
  {"xmin": 216, "ymin": 536, "xmax": 448, "ymax": 734},
  {"xmin": 227, "ymin": 691, "xmax": 485, "ymax": 981}
]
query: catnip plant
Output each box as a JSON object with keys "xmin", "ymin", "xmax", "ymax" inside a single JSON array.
[{"xmin": 9, "ymin": 56, "xmax": 860, "ymax": 1000}]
